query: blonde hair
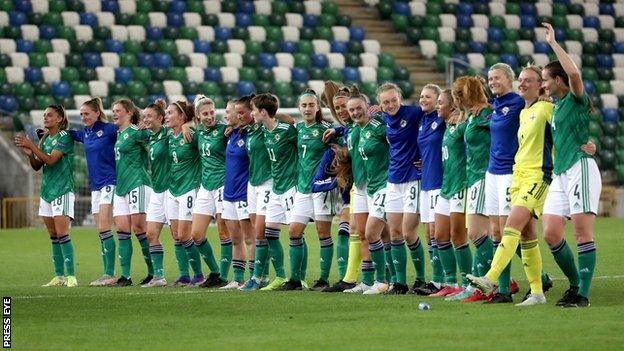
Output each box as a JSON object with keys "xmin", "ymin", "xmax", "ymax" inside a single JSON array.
[
  {"xmin": 376, "ymin": 82, "xmax": 403, "ymax": 101},
  {"xmin": 82, "ymin": 97, "xmax": 108, "ymax": 122},
  {"xmin": 194, "ymin": 94, "xmax": 215, "ymax": 123},
  {"xmin": 422, "ymin": 84, "xmax": 442, "ymax": 97},
  {"xmin": 489, "ymin": 62, "xmax": 515, "ymax": 81}
]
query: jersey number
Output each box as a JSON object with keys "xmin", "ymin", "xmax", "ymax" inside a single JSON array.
[
  {"xmin": 267, "ymin": 148, "xmax": 277, "ymax": 162},
  {"xmin": 115, "ymin": 147, "xmax": 120, "ymax": 161},
  {"xmin": 430, "ymin": 194, "xmax": 439, "ymax": 209},
  {"xmin": 373, "ymin": 193, "xmax": 386, "ymax": 206},
  {"xmin": 130, "ymin": 190, "xmax": 138, "ymax": 204},
  {"xmin": 187, "ymin": 196, "xmax": 193, "ymax": 209},
  {"xmin": 441, "ymin": 145, "xmax": 449, "ymax": 161},
  {"xmin": 264, "ymin": 190, "xmax": 270, "ymax": 204},
  {"xmin": 409, "ymin": 186, "xmax": 418, "ymax": 200},
  {"xmin": 301, "ymin": 144, "xmax": 307, "ymax": 159},
  {"xmin": 172, "ymin": 151, "xmax": 179, "ymax": 163},
  {"xmin": 358, "ymin": 146, "xmax": 368, "ymax": 161},
  {"xmin": 202, "ymin": 143, "xmax": 211, "ymax": 157},
  {"xmin": 284, "ymin": 195, "xmax": 294, "ymax": 211}
]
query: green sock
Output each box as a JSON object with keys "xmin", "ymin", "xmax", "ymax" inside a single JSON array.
[
  {"xmin": 136, "ymin": 233, "xmax": 153, "ymax": 276},
  {"xmin": 253, "ymin": 240, "xmax": 269, "ymax": 279},
  {"xmin": 369, "ymin": 240, "xmax": 386, "ymax": 282},
  {"xmin": 301, "ymin": 237, "xmax": 308, "ymax": 280},
  {"xmin": 174, "ymin": 240, "xmax": 190, "ymax": 277},
  {"xmin": 149, "ymin": 244, "xmax": 165, "ymax": 278},
  {"xmin": 232, "ymin": 260, "xmax": 245, "ymax": 283},
  {"xmin": 438, "ymin": 241, "xmax": 457, "ymax": 285},
  {"xmin": 118, "ymin": 232, "xmax": 133, "ymax": 278},
  {"xmin": 319, "ymin": 237, "xmax": 334, "ymax": 282},
  {"xmin": 195, "ymin": 238, "xmax": 219, "ymax": 273},
  {"xmin": 384, "ymin": 243, "xmax": 397, "ymax": 283},
  {"xmin": 474, "ymin": 235, "xmax": 493, "ymax": 276},
  {"xmin": 577, "ymin": 241, "xmax": 596, "ymax": 298},
  {"xmin": 183, "ymin": 239, "xmax": 203, "ymax": 276},
  {"xmin": 494, "ymin": 241, "xmax": 512, "ymax": 294},
  {"xmin": 454, "ymin": 243, "xmax": 473, "ymax": 286},
  {"xmin": 408, "ymin": 238, "xmax": 425, "ymax": 281},
  {"xmin": 391, "ymin": 240, "xmax": 407, "ymax": 285},
  {"xmin": 336, "ymin": 222, "xmax": 350, "ymax": 279},
  {"xmin": 58, "ymin": 235, "xmax": 75, "ymax": 276},
  {"xmin": 289, "ymin": 237, "xmax": 304, "ymax": 281},
  {"xmin": 263, "ymin": 249, "xmax": 271, "ymax": 277},
  {"xmin": 100, "ymin": 231, "xmax": 116, "ymax": 276},
  {"xmin": 549, "ymin": 239, "xmax": 580, "ymax": 287},
  {"xmin": 219, "ymin": 238, "xmax": 232, "ymax": 279},
  {"xmin": 430, "ymin": 239, "xmax": 444, "ymax": 284},
  {"xmin": 266, "ymin": 228, "xmax": 285, "ymax": 278},
  {"xmin": 50, "ymin": 238, "xmax": 64, "ymax": 276},
  {"xmin": 361, "ymin": 260, "xmax": 374, "ymax": 286}
]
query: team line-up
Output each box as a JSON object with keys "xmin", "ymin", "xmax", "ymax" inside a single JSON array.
[{"xmin": 14, "ymin": 24, "xmax": 599, "ymax": 308}]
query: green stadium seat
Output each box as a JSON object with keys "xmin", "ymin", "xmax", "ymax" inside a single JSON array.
[
  {"xmin": 566, "ymin": 29, "xmax": 583, "ymax": 42},
  {"xmin": 271, "ymin": 1, "xmax": 288, "ymax": 15},
  {"xmin": 437, "ymin": 42, "xmax": 453, "ymax": 56},
  {"xmin": 337, "ymin": 14, "xmax": 352, "ymax": 27},
  {"xmin": 568, "ymin": 3, "xmax": 583, "ymax": 16},
  {"xmin": 66, "ymin": 0, "xmax": 84, "ymax": 11},
  {"xmin": 166, "ymin": 67, "xmax": 186, "ymax": 82},
  {"xmin": 409, "ymin": 15, "xmax": 425, "ymax": 28},
  {"xmin": 454, "ymin": 41, "xmax": 469, "ymax": 54},
  {"xmin": 147, "ymin": 81, "xmax": 163, "ymax": 94},
  {"xmin": 289, "ymin": 1, "xmax": 305, "ymax": 13},
  {"xmin": 49, "ymin": 0, "xmax": 66, "ymax": 12},
  {"xmin": 506, "ymin": 3, "xmax": 520, "ymax": 15},
  {"xmin": 127, "ymin": 81, "xmax": 147, "ymax": 96},
  {"xmin": 378, "ymin": 53, "xmax": 395, "ymax": 68},
  {"xmin": 66, "ymin": 53, "xmax": 82, "ymax": 67},
  {"xmin": 89, "ymin": 40, "xmax": 107, "ymax": 53},
  {"xmin": 392, "ymin": 15, "xmax": 408, "ymax": 32},
  {"xmin": 174, "ymin": 54, "xmax": 190, "ymax": 67},
  {"xmin": 109, "ymin": 82, "xmax": 126, "ymax": 95},
  {"xmin": 180, "ymin": 27, "xmax": 199, "ymax": 40},
  {"xmin": 309, "ymin": 67, "xmax": 324, "ymax": 80},
  {"xmin": 297, "ymin": 40, "xmax": 314, "ymax": 55},
  {"xmin": 239, "ymin": 67, "xmax": 257, "ymax": 81},
  {"xmin": 294, "ymin": 53, "xmax": 311, "ymax": 68},
  {"xmin": 29, "ymin": 53, "xmax": 48, "ymax": 68},
  {"xmin": 503, "ymin": 28, "xmax": 519, "ymax": 42},
  {"xmin": 0, "ymin": 0, "xmax": 11, "ymax": 10},
  {"xmin": 187, "ymin": 1, "xmax": 202, "ymax": 13},
  {"xmin": 203, "ymin": 14, "xmax": 218, "ymax": 26},
  {"xmin": 221, "ymin": 82, "xmax": 237, "ymax": 95},
  {"xmin": 120, "ymin": 53, "xmax": 137, "ymax": 67},
  {"xmin": 69, "ymin": 81, "xmax": 88, "ymax": 95},
  {"xmin": 270, "ymin": 14, "xmax": 286, "ymax": 27},
  {"xmin": 274, "ymin": 81, "xmax": 293, "ymax": 96},
  {"xmin": 362, "ymin": 81, "xmax": 377, "ymax": 97},
  {"xmin": 315, "ymin": 27, "xmax": 333, "ymax": 40},
  {"xmin": 212, "ymin": 41, "xmax": 228, "ymax": 54},
  {"xmin": 36, "ymin": 95, "xmax": 56, "ymax": 109},
  {"xmin": 489, "ymin": 16, "xmax": 505, "ymax": 28},
  {"xmin": 199, "ymin": 81, "xmax": 220, "ymax": 95},
  {"xmin": 153, "ymin": 0, "xmax": 169, "ymax": 12},
  {"xmin": 231, "ymin": 27, "xmax": 248, "ymax": 40},
  {"xmin": 596, "ymin": 81, "xmax": 611, "ymax": 94},
  {"xmin": 348, "ymin": 41, "xmax": 364, "ymax": 55},
  {"xmin": 34, "ymin": 82, "xmax": 51, "ymax": 95},
  {"xmin": 582, "ymin": 67, "xmax": 598, "ymax": 82},
  {"xmin": 324, "ymin": 68, "xmax": 343, "ymax": 81},
  {"xmin": 263, "ymin": 40, "xmax": 280, "ymax": 53},
  {"xmin": 17, "ymin": 96, "xmax": 35, "ymax": 111},
  {"xmin": 377, "ymin": 67, "xmax": 394, "ymax": 81},
  {"xmin": 257, "ymin": 68, "xmax": 273, "ymax": 81},
  {"xmin": 422, "ymin": 27, "xmax": 439, "ymax": 41},
  {"xmin": 0, "ymin": 54, "xmax": 10, "ymax": 67},
  {"xmin": 61, "ymin": 67, "xmax": 79, "ymax": 82},
  {"xmin": 519, "ymin": 28, "xmax": 535, "ymax": 41},
  {"xmin": 183, "ymin": 82, "xmax": 199, "ymax": 95},
  {"xmin": 56, "ymin": 26, "xmax": 76, "ymax": 40},
  {"xmin": 115, "ymin": 13, "xmax": 132, "ymax": 25},
  {"xmin": 426, "ymin": 3, "xmax": 442, "ymax": 16},
  {"xmin": 255, "ymin": 81, "xmax": 273, "ymax": 93},
  {"xmin": 151, "ymin": 68, "xmax": 167, "ymax": 81},
  {"xmin": 159, "ymin": 40, "xmax": 177, "ymax": 55},
  {"xmin": 243, "ymin": 53, "xmax": 259, "ymax": 67},
  {"xmin": 394, "ymin": 66, "xmax": 410, "ymax": 81},
  {"xmin": 0, "ymin": 69, "xmax": 5, "ymax": 83},
  {"xmin": 57, "ymin": 96, "xmax": 75, "ymax": 109},
  {"xmin": 345, "ymin": 53, "xmax": 361, "ymax": 67},
  {"xmin": 245, "ymin": 40, "xmax": 262, "ymax": 54},
  {"xmin": 456, "ymin": 28, "xmax": 471, "ymax": 42},
  {"xmin": 94, "ymin": 27, "xmax": 111, "ymax": 40},
  {"xmin": 132, "ymin": 13, "xmax": 149, "ymax": 26},
  {"xmin": 552, "ymin": 4, "xmax": 567, "ymax": 16},
  {"xmin": 502, "ymin": 41, "xmax": 519, "ymax": 55},
  {"xmin": 252, "ymin": 14, "xmax": 270, "ymax": 26},
  {"xmin": 266, "ymin": 27, "xmax": 283, "ymax": 41},
  {"xmin": 320, "ymin": 14, "xmax": 336, "ymax": 27},
  {"xmin": 582, "ymin": 54, "xmax": 596, "ymax": 67},
  {"xmin": 322, "ymin": 1, "xmax": 338, "ymax": 15},
  {"xmin": 599, "ymin": 29, "xmax": 615, "ymax": 42},
  {"xmin": 300, "ymin": 27, "xmax": 315, "ymax": 41},
  {"xmin": 598, "ymin": 41, "xmax": 612, "ymax": 54},
  {"xmin": 485, "ymin": 54, "xmax": 500, "ymax": 68},
  {"xmin": 132, "ymin": 67, "xmax": 151, "ymax": 83},
  {"xmin": 4, "ymin": 26, "xmax": 21, "ymax": 40},
  {"xmin": 407, "ymin": 28, "xmax": 421, "ymax": 44},
  {"xmin": 397, "ymin": 81, "xmax": 413, "ymax": 98},
  {"xmin": 33, "ymin": 40, "xmax": 53, "ymax": 54}
]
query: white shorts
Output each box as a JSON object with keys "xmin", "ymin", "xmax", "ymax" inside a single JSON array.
[
  {"xmin": 385, "ymin": 180, "xmax": 421, "ymax": 214},
  {"xmin": 420, "ymin": 188, "xmax": 441, "ymax": 223},
  {"xmin": 265, "ymin": 186, "xmax": 296, "ymax": 225},
  {"xmin": 113, "ymin": 185, "xmax": 152, "ymax": 216},
  {"xmin": 248, "ymin": 180, "xmax": 272, "ymax": 216},
  {"xmin": 352, "ymin": 183, "xmax": 369, "ymax": 214},
  {"xmin": 222, "ymin": 200, "xmax": 250, "ymax": 220},
  {"xmin": 435, "ymin": 188, "xmax": 467, "ymax": 216},
  {"xmin": 169, "ymin": 188, "xmax": 198, "ymax": 221},
  {"xmin": 543, "ymin": 158, "xmax": 601, "ymax": 217},
  {"xmin": 192, "ymin": 185, "xmax": 224, "ymax": 217},
  {"xmin": 367, "ymin": 187, "xmax": 387, "ymax": 219},
  {"xmin": 291, "ymin": 190, "xmax": 338, "ymax": 223},
  {"xmin": 39, "ymin": 192, "xmax": 74, "ymax": 219},
  {"xmin": 146, "ymin": 190, "xmax": 175, "ymax": 224},
  {"xmin": 485, "ymin": 172, "xmax": 513, "ymax": 216},
  {"xmin": 91, "ymin": 184, "xmax": 114, "ymax": 214},
  {"xmin": 467, "ymin": 178, "xmax": 487, "ymax": 215}
]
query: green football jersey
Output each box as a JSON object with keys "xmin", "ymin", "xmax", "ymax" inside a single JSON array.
[
  {"xmin": 197, "ymin": 123, "xmax": 227, "ymax": 190},
  {"xmin": 40, "ymin": 130, "xmax": 75, "ymax": 202},
  {"xmin": 168, "ymin": 129, "xmax": 201, "ymax": 197},
  {"xmin": 347, "ymin": 122, "xmax": 367, "ymax": 187},
  {"xmin": 296, "ymin": 120, "xmax": 331, "ymax": 193},
  {"xmin": 114, "ymin": 125, "xmax": 152, "ymax": 196},
  {"xmin": 551, "ymin": 92, "xmax": 591, "ymax": 175},
  {"xmin": 148, "ymin": 126, "xmax": 171, "ymax": 194},
  {"xmin": 246, "ymin": 122, "xmax": 271, "ymax": 186},
  {"xmin": 264, "ymin": 121, "xmax": 298, "ymax": 195},
  {"xmin": 464, "ymin": 107, "xmax": 492, "ymax": 186},
  {"xmin": 358, "ymin": 119, "xmax": 389, "ymax": 196},
  {"xmin": 441, "ymin": 120, "xmax": 468, "ymax": 199}
]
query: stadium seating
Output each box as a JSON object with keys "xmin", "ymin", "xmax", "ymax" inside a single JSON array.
[
  {"xmin": 0, "ymin": 0, "xmax": 410, "ymax": 116},
  {"xmin": 370, "ymin": 0, "xmax": 623, "ymax": 179}
]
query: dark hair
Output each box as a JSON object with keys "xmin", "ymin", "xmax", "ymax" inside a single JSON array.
[
  {"xmin": 82, "ymin": 97, "xmax": 108, "ymax": 122},
  {"xmin": 298, "ymin": 89, "xmax": 323, "ymax": 123},
  {"xmin": 113, "ymin": 99, "xmax": 141, "ymax": 124},
  {"xmin": 171, "ymin": 100, "xmax": 195, "ymax": 123},
  {"xmin": 251, "ymin": 93, "xmax": 279, "ymax": 117},
  {"xmin": 543, "ymin": 61, "xmax": 569, "ymax": 87},
  {"xmin": 145, "ymin": 99, "xmax": 166, "ymax": 124},
  {"xmin": 40, "ymin": 104, "xmax": 69, "ymax": 145},
  {"xmin": 236, "ymin": 94, "xmax": 256, "ymax": 110}
]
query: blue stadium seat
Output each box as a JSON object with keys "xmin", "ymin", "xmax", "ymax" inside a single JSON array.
[
  {"xmin": 349, "ymin": 26, "xmax": 365, "ymax": 42},
  {"xmin": 236, "ymin": 13, "xmax": 251, "ymax": 27},
  {"xmin": 521, "ymin": 15, "xmax": 536, "ymax": 29},
  {"xmin": 311, "ymin": 54, "xmax": 328, "ymax": 68},
  {"xmin": 280, "ymin": 41, "xmax": 297, "ymax": 53},
  {"xmin": 24, "ymin": 67, "xmax": 42, "ymax": 83},
  {"xmin": 520, "ymin": 4, "xmax": 536, "ymax": 16},
  {"xmin": 106, "ymin": 39, "xmax": 124, "ymax": 53},
  {"xmin": 342, "ymin": 67, "xmax": 360, "ymax": 82},
  {"xmin": 10, "ymin": 11, "xmax": 28, "ymax": 26},
  {"xmin": 115, "ymin": 67, "xmax": 133, "ymax": 83},
  {"xmin": 137, "ymin": 53, "xmax": 154, "ymax": 67},
  {"xmin": 599, "ymin": 4, "xmax": 615, "ymax": 16},
  {"xmin": 534, "ymin": 42, "xmax": 550, "ymax": 54},
  {"xmin": 488, "ymin": 28, "xmax": 503, "ymax": 43},
  {"xmin": 393, "ymin": 2, "xmax": 410, "ymax": 16},
  {"xmin": 14, "ymin": 0, "xmax": 32, "ymax": 13},
  {"xmin": 214, "ymin": 27, "xmax": 232, "ymax": 41},
  {"xmin": 83, "ymin": 53, "xmax": 102, "ymax": 68},
  {"xmin": 16, "ymin": 39, "xmax": 34, "ymax": 53},
  {"xmin": 149, "ymin": 95, "xmax": 167, "ymax": 104},
  {"xmin": 153, "ymin": 53, "xmax": 172, "ymax": 68},
  {"xmin": 555, "ymin": 28, "xmax": 566, "ymax": 41},
  {"xmin": 146, "ymin": 27, "xmax": 164, "ymax": 40},
  {"xmin": 52, "ymin": 81, "xmax": 71, "ymax": 97},
  {"xmin": 237, "ymin": 81, "xmax": 255, "ymax": 95},
  {"xmin": 583, "ymin": 16, "xmax": 600, "ymax": 29},
  {"xmin": 259, "ymin": 53, "xmax": 277, "ymax": 68},
  {"xmin": 0, "ymin": 96, "xmax": 18, "ymax": 113},
  {"xmin": 469, "ymin": 41, "xmax": 486, "ymax": 53},
  {"xmin": 602, "ymin": 108, "xmax": 619, "ymax": 123},
  {"xmin": 500, "ymin": 54, "xmax": 519, "ymax": 70},
  {"xmin": 291, "ymin": 68, "xmax": 309, "ymax": 82},
  {"xmin": 204, "ymin": 68, "xmax": 221, "ymax": 82},
  {"xmin": 614, "ymin": 42, "xmax": 624, "ymax": 54},
  {"xmin": 169, "ymin": 0, "xmax": 186, "ymax": 13},
  {"xmin": 583, "ymin": 80, "xmax": 596, "ymax": 95},
  {"xmin": 102, "ymin": 1, "xmax": 119, "ymax": 12},
  {"xmin": 457, "ymin": 15, "xmax": 473, "ymax": 28},
  {"xmin": 80, "ymin": 12, "xmax": 98, "ymax": 27},
  {"xmin": 194, "ymin": 40, "xmax": 211, "ymax": 53},
  {"xmin": 596, "ymin": 54, "xmax": 614, "ymax": 69},
  {"xmin": 238, "ymin": 1, "xmax": 255, "ymax": 14},
  {"xmin": 458, "ymin": 3, "xmax": 473, "ymax": 15},
  {"xmin": 331, "ymin": 41, "xmax": 347, "ymax": 54},
  {"xmin": 303, "ymin": 14, "xmax": 319, "ymax": 28},
  {"xmin": 167, "ymin": 13, "xmax": 184, "ymax": 27},
  {"xmin": 39, "ymin": 25, "xmax": 57, "ymax": 40}
]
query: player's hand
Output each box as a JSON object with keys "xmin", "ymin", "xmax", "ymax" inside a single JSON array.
[
  {"xmin": 137, "ymin": 120, "xmax": 148, "ymax": 129},
  {"xmin": 14, "ymin": 134, "xmax": 35, "ymax": 150},
  {"xmin": 542, "ymin": 22, "xmax": 556, "ymax": 44},
  {"xmin": 581, "ymin": 140, "xmax": 597, "ymax": 156},
  {"xmin": 181, "ymin": 124, "xmax": 193, "ymax": 143},
  {"xmin": 368, "ymin": 105, "xmax": 381, "ymax": 115},
  {"xmin": 413, "ymin": 160, "xmax": 422, "ymax": 169},
  {"xmin": 323, "ymin": 128, "xmax": 336, "ymax": 143}
]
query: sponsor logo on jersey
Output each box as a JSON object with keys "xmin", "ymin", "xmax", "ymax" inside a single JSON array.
[
  {"xmin": 400, "ymin": 119, "xmax": 407, "ymax": 128},
  {"xmin": 96, "ymin": 130, "xmax": 104, "ymax": 137}
]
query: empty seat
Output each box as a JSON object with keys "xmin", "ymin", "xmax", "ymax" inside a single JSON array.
[
  {"xmin": 149, "ymin": 12, "xmax": 167, "ymax": 27},
  {"xmin": 74, "ymin": 25, "xmax": 94, "ymax": 41},
  {"xmin": 0, "ymin": 39, "xmax": 16, "ymax": 54},
  {"xmin": 282, "ymin": 26, "xmax": 300, "ymax": 42},
  {"xmin": 219, "ymin": 67, "xmax": 239, "ymax": 83},
  {"xmin": 163, "ymin": 80, "xmax": 183, "ymax": 95},
  {"xmin": 307, "ymin": 80, "xmax": 325, "ymax": 95},
  {"xmin": 565, "ymin": 40, "xmax": 583, "ymax": 56},
  {"xmin": 254, "ymin": 1, "xmax": 271, "ymax": 15},
  {"xmin": 5, "ymin": 67, "xmax": 24, "ymax": 83},
  {"xmin": 21, "ymin": 25, "xmax": 40, "ymax": 41},
  {"xmin": 610, "ymin": 80, "xmax": 624, "ymax": 95},
  {"xmin": 204, "ymin": 0, "xmax": 222, "ymax": 14},
  {"xmin": 332, "ymin": 26, "xmax": 350, "ymax": 41},
  {"xmin": 218, "ymin": 13, "xmax": 235, "ymax": 28},
  {"xmin": 41, "ymin": 66, "xmax": 60, "ymax": 83},
  {"xmin": 489, "ymin": 3, "xmax": 506, "ymax": 16},
  {"xmin": 227, "ymin": 39, "xmax": 245, "ymax": 54},
  {"xmin": 362, "ymin": 40, "xmax": 380, "ymax": 54},
  {"xmin": 118, "ymin": 0, "xmax": 136, "ymax": 14},
  {"xmin": 224, "ymin": 53, "xmax": 243, "ymax": 68},
  {"xmin": 418, "ymin": 40, "xmax": 437, "ymax": 59},
  {"xmin": 286, "ymin": 13, "xmax": 303, "ymax": 28},
  {"xmin": 111, "ymin": 25, "xmax": 128, "ymax": 41},
  {"xmin": 46, "ymin": 53, "xmax": 65, "ymax": 68},
  {"xmin": 327, "ymin": 53, "xmax": 345, "ymax": 69},
  {"xmin": 470, "ymin": 27, "xmax": 488, "ymax": 42},
  {"xmin": 613, "ymin": 67, "xmax": 624, "ymax": 80},
  {"xmin": 598, "ymin": 15, "xmax": 615, "ymax": 29},
  {"xmin": 184, "ymin": 12, "xmax": 202, "ymax": 27},
  {"xmin": 601, "ymin": 93, "xmax": 619, "ymax": 108},
  {"xmin": 101, "ymin": 52, "xmax": 120, "ymax": 67},
  {"xmin": 582, "ymin": 28, "xmax": 599, "ymax": 43},
  {"xmin": 248, "ymin": 26, "xmax": 266, "ymax": 42},
  {"xmin": 517, "ymin": 41, "xmax": 534, "ymax": 55},
  {"xmin": 358, "ymin": 66, "xmax": 377, "ymax": 82},
  {"xmin": 409, "ymin": 2, "xmax": 426, "ymax": 16},
  {"xmin": 566, "ymin": 15, "xmax": 583, "ymax": 29},
  {"xmin": 74, "ymin": 95, "xmax": 92, "ymax": 108},
  {"xmin": 467, "ymin": 53, "xmax": 485, "ymax": 69},
  {"xmin": 51, "ymin": 39, "xmax": 71, "ymax": 55},
  {"xmin": 535, "ymin": 3, "xmax": 552, "ymax": 17},
  {"xmin": 440, "ymin": 14, "xmax": 457, "ymax": 28},
  {"xmin": 531, "ymin": 53, "xmax": 550, "ymax": 67},
  {"xmin": 96, "ymin": 66, "xmax": 115, "ymax": 82},
  {"xmin": 438, "ymin": 27, "xmax": 456, "ymax": 42},
  {"xmin": 312, "ymin": 40, "xmax": 331, "ymax": 54},
  {"xmin": 197, "ymin": 26, "xmax": 216, "ymax": 41},
  {"xmin": 127, "ymin": 25, "xmax": 146, "ymax": 40},
  {"xmin": 272, "ymin": 66, "xmax": 292, "ymax": 82},
  {"xmin": 176, "ymin": 39, "xmax": 194, "ymax": 54},
  {"xmin": 189, "ymin": 53, "xmax": 208, "ymax": 68},
  {"xmin": 471, "ymin": 14, "xmax": 488, "ymax": 27},
  {"xmin": 304, "ymin": 1, "xmax": 322, "ymax": 15},
  {"xmin": 96, "ymin": 12, "xmax": 115, "ymax": 27},
  {"xmin": 503, "ymin": 15, "xmax": 521, "ymax": 29},
  {"xmin": 10, "ymin": 53, "xmax": 29, "ymax": 68},
  {"xmin": 276, "ymin": 53, "xmax": 294, "ymax": 68},
  {"xmin": 185, "ymin": 67, "xmax": 204, "ymax": 83},
  {"xmin": 360, "ymin": 53, "xmax": 378, "ymax": 68},
  {"xmin": 89, "ymin": 80, "xmax": 108, "ymax": 96},
  {"xmin": 62, "ymin": 11, "xmax": 80, "ymax": 26},
  {"xmin": 32, "ymin": 0, "xmax": 49, "ymax": 13}
]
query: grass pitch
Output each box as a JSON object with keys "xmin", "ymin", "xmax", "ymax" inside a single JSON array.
[{"xmin": 2, "ymin": 218, "xmax": 624, "ymax": 350}]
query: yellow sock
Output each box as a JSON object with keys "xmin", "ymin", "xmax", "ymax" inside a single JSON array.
[
  {"xmin": 343, "ymin": 234, "xmax": 362, "ymax": 283},
  {"xmin": 485, "ymin": 227, "xmax": 521, "ymax": 283},
  {"xmin": 521, "ymin": 239, "xmax": 543, "ymax": 294}
]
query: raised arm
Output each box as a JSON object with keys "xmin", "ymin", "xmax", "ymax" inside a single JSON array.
[
  {"xmin": 543, "ymin": 22, "xmax": 584, "ymax": 97},
  {"xmin": 14, "ymin": 135, "xmax": 64, "ymax": 166}
]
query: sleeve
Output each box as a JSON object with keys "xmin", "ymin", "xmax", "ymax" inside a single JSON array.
[
  {"xmin": 68, "ymin": 129, "xmax": 84, "ymax": 143},
  {"xmin": 334, "ymin": 125, "xmax": 347, "ymax": 137},
  {"xmin": 574, "ymin": 93, "xmax": 590, "ymax": 108},
  {"xmin": 55, "ymin": 132, "xmax": 74, "ymax": 154},
  {"xmin": 289, "ymin": 125, "xmax": 298, "ymax": 144}
]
